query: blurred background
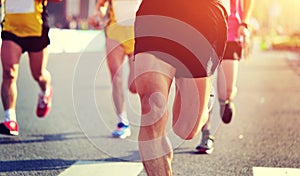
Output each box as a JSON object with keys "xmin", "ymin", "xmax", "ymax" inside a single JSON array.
[
  {"xmin": 46, "ymin": 0, "xmax": 300, "ymax": 52},
  {"xmin": 251, "ymin": 0, "xmax": 300, "ymax": 51}
]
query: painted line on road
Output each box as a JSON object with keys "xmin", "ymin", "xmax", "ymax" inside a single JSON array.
[
  {"xmin": 58, "ymin": 161, "xmax": 143, "ymax": 176},
  {"xmin": 253, "ymin": 167, "xmax": 300, "ymax": 176}
]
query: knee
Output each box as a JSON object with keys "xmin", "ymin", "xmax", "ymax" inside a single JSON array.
[
  {"xmin": 128, "ymin": 81, "xmax": 137, "ymax": 94},
  {"xmin": 2, "ymin": 68, "xmax": 18, "ymax": 81},
  {"xmin": 140, "ymin": 92, "xmax": 166, "ymax": 113},
  {"xmin": 32, "ymin": 71, "xmax": 42, "ymax": 82},
  {"xmin": 32, "ymin": 70, "xmax": 50, "ymax": 83},
  {"xmin": 139, "ymin": 92, "xmax": 167, "ymax": 126},
  {"xmin": 111, "ymin": 72, "xmax": 123, "ymax": 86}
]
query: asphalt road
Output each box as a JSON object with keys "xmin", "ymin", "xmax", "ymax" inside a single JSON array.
[{"xmin": 0, "ymin": 45, "xmax": 299, "ymax": 175}]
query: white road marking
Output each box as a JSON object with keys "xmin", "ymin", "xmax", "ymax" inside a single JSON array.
[
  {"xmin": 253, "ymin": 167, "xmax": 300, "ymax": 176},
  {"xmin": 58, "ymin": 161, "xmax": 143, "ymax": 176}
]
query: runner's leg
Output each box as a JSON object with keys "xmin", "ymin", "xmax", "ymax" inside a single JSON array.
[
  {"xmin": 1, "ymin": 40, "xmax": 22, "ymax": 113},
  {"xmin": 28, "ymin": 48, "xmax": 51, "ymax": 92},
  {"xmin": 106, "ymin": 38, "xmax": 127, "ymax": 118},
  {"xmin": 135, "ymin": 53, "xmax": 175, "ymax": 176},
  {"xmin": 217, "ymin": 60, "xmax": 238, "ymax": 101}
]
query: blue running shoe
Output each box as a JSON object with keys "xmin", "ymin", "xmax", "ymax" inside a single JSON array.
[{"xmin": 112, "ymin": 122, "xmax": 131, "ymax": 139}]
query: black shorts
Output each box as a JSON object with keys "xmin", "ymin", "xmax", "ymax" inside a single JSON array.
[
  {"xmin": 1, "ymin": 27, "xmax": 50, "ymax": 53},
  {"xmin": 134, "ymin": 0, "xmax": 228, "ymax": 78},
  {"xmin": 223, "ymin": 41, "xmax": 242, "ymax": 60}
]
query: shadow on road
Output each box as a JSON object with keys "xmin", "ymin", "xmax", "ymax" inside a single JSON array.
[
  {"xmin": 0, "ymin": 132, "xmax": 101, "ymax": 144},
  {"xmin": 0, "ymin": 159, "xmax": 76, "ymax": 172}
]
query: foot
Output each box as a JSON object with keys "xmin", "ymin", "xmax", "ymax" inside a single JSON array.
[
  {"xmin": 220, "ymin": 100, "xmax": 235, "ymax": 124},
  {"xmin": 195, "ymin": 130, "xmax": 214, "ymax": 154},
  {"xmin": 36, "ymin": 86, "xmax": 53, "ymax": 118},
  {"xmin": 0, "ymin": 121, "xmax": 19, "ymax": 136},
  {"xmin": 112, "ymin": 122, "xmax": 131, "ymax": 139}
]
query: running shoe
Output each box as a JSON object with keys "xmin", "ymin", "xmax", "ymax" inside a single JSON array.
[
  {"xmin": 0, "ymin": 121, "xmax": 19, "ymax": 136},
  {"xmin": 195, "ymin": 130, "xmax": 214, "ymax": 154},
  {"xmin": 112, "ymin": 122, "xmax": 131, "ymax": 139},
  {"xmin": 220, "ymin": 100, "xmax": 235, "ymax": 124},
  {"xmin": 36, "ymin": 86, "xmax": 53, "ymax": 118}
]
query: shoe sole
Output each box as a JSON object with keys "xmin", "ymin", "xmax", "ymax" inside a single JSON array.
[
  {"xmin": 195, "ymin": 147, "xmax": 214, "ymax": 154},
  {"xmin": 10, "ymin": 131, "xmax": 19, "ymax": 136},
  {"xmin": 0, "ymin": 123, "xmax": 19, "ymax": 136},
  {"xmin": 112, "ymin": 130, "xmax": 131, "ymax": 139},
  {"xmin": 36, "ymin": 108, "xmax": 51, "ymax": 118}
]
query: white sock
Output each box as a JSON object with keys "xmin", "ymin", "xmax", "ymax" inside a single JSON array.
[
  {"xmin": 118, "ymin": 112, "xmax": 129, "ymax": 126},
  {"xmin": 4, "ymin": 109, "xmax": 17, "ymax": 122}
]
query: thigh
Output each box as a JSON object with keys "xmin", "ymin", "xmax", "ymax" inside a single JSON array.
[
  {"xmin": 134, "ymin": 53, "xmax": 176, "ymax": 88},
  {"xmin": 28, "ymin": 47, "xmax": 48, "ymax": 76},
  {"xmin": 1, "ymin": 40, "xmax": 22, "ymax": 73},
  {"xmin": 106, "ymin": 38, "xmax": 126, "ymax": 77},
  {"xmin": 217, "ymin": 60, "xmax": 239, "ymax": 99}
]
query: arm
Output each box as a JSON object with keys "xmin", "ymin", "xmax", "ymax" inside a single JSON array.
[
  {"xmin": 241, "ymin": 0, "xmax": 254, "ymax": 24},
  {"xmin": 94, "ymin": 0, "xmax": 107, "ymax": 15},
  {"xmin": 88, "ymin": 0, "xmax": 108, "ymax": 29},
  {"xmin": 239, "ymin": 0, "xmax": 255, "ymax": 57}
]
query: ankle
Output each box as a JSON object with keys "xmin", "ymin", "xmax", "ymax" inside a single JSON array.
[
  {"xmin": 219, "ymin": 99, "xmax": 231, "ymax": 105},
  {"xmin": 118, "ymin": 112, "xmax": 129, "ymax": 126},
  {"xmin": 4, "ymin": 109, "xmax": 17, "ymax": 122}
]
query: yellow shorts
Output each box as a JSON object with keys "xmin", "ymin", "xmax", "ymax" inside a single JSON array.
[{"xmin": 106, "ymin": 22, "xmax": 135, "ymax": 54}]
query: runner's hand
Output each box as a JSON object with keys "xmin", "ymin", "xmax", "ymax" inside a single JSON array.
[
  {"xmin": 88, "ymin": 10, "xmax": 108, "ymax": 29},
  {"xmin": 238, "ymin": 25, "xmax": 252, "ymax": 59}
]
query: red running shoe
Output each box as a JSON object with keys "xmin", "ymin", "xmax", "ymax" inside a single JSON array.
[
  {"xmin": 36, "ymin": 87, "xmax": 53, "ymax": 118},
  {"xmin": 0, "ymin": 121, "xmax": 19, "ymax": 136}
]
